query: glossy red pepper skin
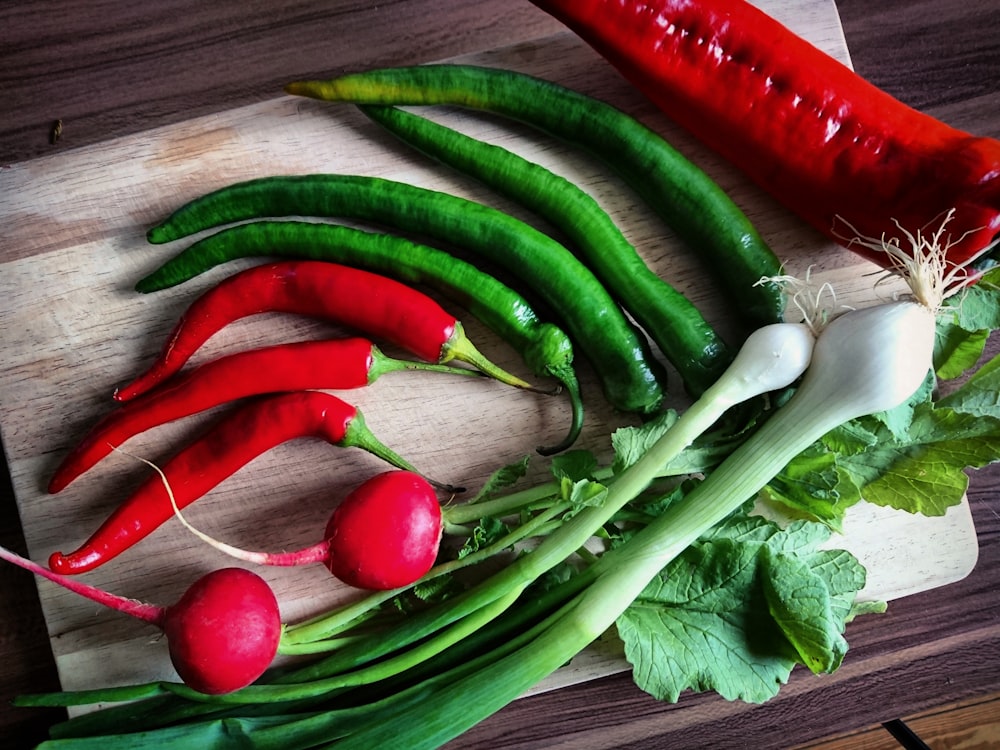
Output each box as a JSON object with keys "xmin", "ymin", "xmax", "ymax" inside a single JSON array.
[
  {"xmin": 47, "ymin": 390, "xmax": 436, "ymax": 575},
  {"xmin": 117, "ymin": 260, "xmax": 525, "ymax": 402},
  {"xmin": 532, "ymin": 0, "xmax": 1000, "ymax": 272},
  {"xmin": 49, "ymin": 337, "xmax": 469, "ymax": 493}
]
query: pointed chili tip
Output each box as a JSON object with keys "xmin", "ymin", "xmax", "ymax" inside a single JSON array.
[
  {"xmin": 536, "ymin": 433, "xmax": 576, "ymax": 457},
  {"xmin": 47, "ymin": 550, "xmax": 97, "ymax": 576},
  {"xmin": 535, "ymin": 378, "xmax": 584, "ymax": 457},
  {"xmin": 112, "ymin": 384, "xmax": 136, "ymax": 402},
  {"xmin": 284, "ymin": 81, "xmax": 321, "ymax": 99}
]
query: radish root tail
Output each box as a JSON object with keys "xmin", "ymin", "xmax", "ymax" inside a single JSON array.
[{"xmin": 110, "ymin": 445, "xmax": 270, "ymax": 564}]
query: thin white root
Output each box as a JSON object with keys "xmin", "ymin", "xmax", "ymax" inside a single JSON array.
[
  {"xmin": 109, "ymin": 444, "xmax": 265, "ymax": 563},
  {"xmin": 832, "ymin": 209, "xmax": 991, "ymax": 312},
  {"xmin": 756, "ymin": 266, "xmax": 851, "ymax": 336}
]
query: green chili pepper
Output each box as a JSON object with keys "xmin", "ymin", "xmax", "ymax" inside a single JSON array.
[
  {"xmin": 358, "ymin": 103, "xmax": 730, "ymax": 396},
  {"xmin": 284, "ymin": 64, "xmax": 786, "ymax": 326},
  {"xmin": 146, "ymin": 175, "xmax": 667, "ymax": 415},
  {"xmin": 137, "ymin": 220, "xmax": 585, "ymax": 454}
]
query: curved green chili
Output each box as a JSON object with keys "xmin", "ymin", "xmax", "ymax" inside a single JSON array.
[
  {"xmin": 359, "ymin": 103, "xmax": 730, "ymax": 395},
  {"xmin": 138, "ymin": 220, "xmax": 585, "ymax": 453},
  {"xmin": 284, "ymin": 64, "xmax": 785, "ymax": 325},
  {"xmin": 146, "ymin": 174, "xmax": 668, "ymax": 415}
]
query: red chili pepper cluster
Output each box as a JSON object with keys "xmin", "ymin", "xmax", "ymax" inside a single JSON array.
[{"xmin": 47, "ymin": 260, "xmax": 529, "ymax": 574}]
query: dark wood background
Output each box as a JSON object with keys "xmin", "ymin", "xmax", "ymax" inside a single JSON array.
[{"xmin": 2, "ymin": 1, "xmax": 998, "ymax": 748}]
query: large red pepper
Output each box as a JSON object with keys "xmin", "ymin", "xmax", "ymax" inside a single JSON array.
[
  {"xmin": 531, "ymin": 0, "xmax": 1000, "ymax": 274},
  {"xmin": 48, "ymin": 390, "xmax": 452, "ymax": 575}
]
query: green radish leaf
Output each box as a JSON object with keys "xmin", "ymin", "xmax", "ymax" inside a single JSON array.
[
  {"xmin": 617, "ymin": 517, "xmax": 867, "ymax": 704},
  {"xmin": 551, "ymin": 449, "xmax": 600, "ymax": 482},
  {"xmin": 689, "ymin": 506, "xmax": 779, "ymax": 545},
  {"xmin": 761, "ymin": 446, "xmax": 862, "ymax": 530},
  {"xmin": 655, "ymin": 427, "xmax": 751, "ymax": 477},
  {"xmin": 869, "ymin": 374, "xmax": 935, "ymax": 441},
  {"xmin": 411, "ymin": 573, "xmax": 459, "ymax": 603},
  {"xmin": 468, "ymin": 456, "xmax": 531, "ymax": 503},
  {"xmin": 810, "ymin": 548, "xmax": 871, "ymax": 626},
  {"xmin": 458, "ymin": 516, "xmax": 510, "ymax": 559},
  {"xmin": 617, "ymin": 539, "xmax": 787, "ymax": 703},
  {"xmin": 818, "ymin": 419, "xmax": 879, "ymax": 456},
  {"xmin": 933, "ymin": 267, "xmax": 1000, "ymax": 378},
  {"xmin": 848, "ymin": 600, "xmax": 889, "ymax": 621},
  {"xmin": 560, "ymin": 477, "xmax": 608, "ymax": 508},
  {"xmin": 935, "ymin": 322, "xmax": 988, "ymax": 380},
  {"xmin": 611, "ymin": 411, "xmax": 679, "ymax": 473},
  {"xmin": 612, "ymin": 406, "xmax": 766, "ymax": 479},
  {"xmin": 840, "ymin": 406, "xmax": 1000, "ymax": 515},
  {"xmin": 937, "ymin": 352, "xmax": 1000, "ymax": 418},
  {"xmin": 760, "ymin": 547, "xmax": 863, "ymax": 674},
  {"xmin": 942, "ymin": 267, "xmax": 1000, "ymax": 332},
  {"xmin": 545, "ymin": 450, "xmax": 609, "ymax": 510}
]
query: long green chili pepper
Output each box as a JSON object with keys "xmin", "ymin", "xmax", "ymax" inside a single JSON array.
[
  {"xmin": 138, "ymin": 220, "xmax": 585, "ymax": 454},
  {"xmin": 145, "ymin": 174, "xmax": 668, "ymax": 415},
  {"xmin": 284, "ymin": 64, "xmax": 786, "ymax": 326},
  {"xmin": 359, "ymin": 104, "xmax": 730, "ymax": 395}
]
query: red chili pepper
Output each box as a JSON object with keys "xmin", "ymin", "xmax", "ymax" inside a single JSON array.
[
  {"xmin": 48, "ymin": 337, "xmax": 476, "ymax": 494},
  {"xmin": 115, "ymin": 260, "xmax": 533, "ymax": 402},
  {"xmin": 48, "ymin": 390, "xmax": 454, "ymax": 575},
  {"xmin": 531, "ymin": 0, "xmax": 1000, "ymax": 273}
]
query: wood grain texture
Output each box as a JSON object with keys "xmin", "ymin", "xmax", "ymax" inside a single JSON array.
[
  {"xmin": 0, "ymin": 0, "xmax": 998, "ymax": 748},
  {"xmin": 0, "ymin": 0, "xmax": 564, "ymax": 165},
  {"xmin": 794, "ymin": 691, "xmax": 1000, "ymax": 749}
]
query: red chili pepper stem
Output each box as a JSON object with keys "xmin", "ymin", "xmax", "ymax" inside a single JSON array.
[
  {"xmin": 441, "ymin": 322, "xmax": 553, "ymax": 394},
  {"xmin": 370, "ymin": 351, "xmax": 485, "ymax": 380},
  {"xmin": 339, "ymin": 409, "xmax": 463, "ymax": 495}
]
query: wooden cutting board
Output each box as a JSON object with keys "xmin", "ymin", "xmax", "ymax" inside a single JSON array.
[{"xmin": 0, "ymin": 0, "xmax": 979, "ymax": 703}]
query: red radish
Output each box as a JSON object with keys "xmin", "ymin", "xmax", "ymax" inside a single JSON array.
[
  {"xmin": 0, "ymin": 544, "xmax": 281, "ymax": 694},
  {"xmin": 325, "ymin": 470, "xmax": 444, "ymax": 589},
  {"xmin": 174, "ymin": 470, "xmax": 444, "ymax": 591}
]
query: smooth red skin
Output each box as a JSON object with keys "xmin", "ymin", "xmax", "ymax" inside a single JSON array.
[
  {"xmin": 325, "ymin": 470, "xmax": 443, "ymax": 590},
  {"xmin": 48, "ymin": 338, "xmax": 378, "ymax": 493},
  {"xmin": 532, "ymin": 0, "xmax": 1000, "ymax": 269},
  {"xmin": 48, "ymin": 391, "xmax": 358, "ymax": 575},
  {"xmin": 0, "ymin": 545, "xmax": 279, "ymax": 695},
  {"xmin": 116, "ymin": 260, "xmax": 457, "ymax": 401},
  {"xmin": 162, "ymin": 567, "xmax": 281, "ymax": 695}
]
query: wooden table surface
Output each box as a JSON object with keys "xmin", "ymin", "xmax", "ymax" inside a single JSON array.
[{"xmin": 1, "ymin": 1, "xmax": 998, "ymax": 748}]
